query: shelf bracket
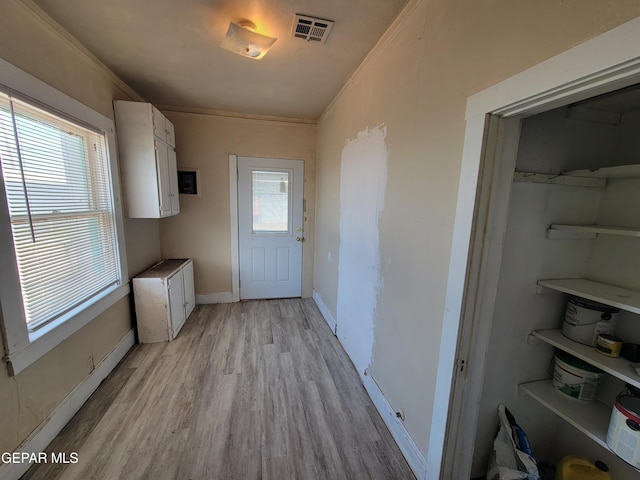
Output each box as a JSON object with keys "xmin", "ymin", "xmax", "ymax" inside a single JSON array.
[
  {"xmin": 546, "ymin": 228, "xmax": 597, "ymax": 240},
  {"xmin": 527, "ymin": 333, "xmax": 543, "ymax": 345},
  {"xmin": 535, "ymin": 284, "xmax": 560, "ymax": 295}
]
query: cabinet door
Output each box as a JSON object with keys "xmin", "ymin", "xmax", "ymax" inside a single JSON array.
[
  {"xmin": 182, "ymin": 260, "xmax": 195, "ymax": 318},
  {"xmin": 152, "ymin": 106, "xmax": 166, "ymax": 141},
  {"xmin": 167, "ymin": 147, "xmax": 180, "ymax": 215},
  {"xmin": 155, "ymin": 140, "xmax": 171, "ymax": 217},
  {"xmin": 168, "ymin": 270, "xmax": 186, "ymax": 338},
  {"xmin": 165, "ymin": 118, "xmax": 176, "ymax": 148}
]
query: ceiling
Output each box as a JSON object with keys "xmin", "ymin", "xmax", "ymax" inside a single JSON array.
[{"xmin": 31, "ymin": 0, "xmax": 409, "ymax": 120}]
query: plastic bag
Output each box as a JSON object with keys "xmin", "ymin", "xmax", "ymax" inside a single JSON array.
[{"xmin": 486, "ymin": 404, "xmax": 540, "ymax": 480}]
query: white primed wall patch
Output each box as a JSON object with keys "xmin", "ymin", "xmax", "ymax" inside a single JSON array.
[{"xmin": 336, "ymin": 125, "xmax": 388, "ymax": 376}]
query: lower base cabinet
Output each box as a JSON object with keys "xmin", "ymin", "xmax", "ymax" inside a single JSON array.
[{"xmin": 133, "ymin": 259, "xmax": 195, "ymax": 343}]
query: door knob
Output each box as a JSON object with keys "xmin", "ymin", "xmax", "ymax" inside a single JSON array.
[{"xmin": 296, "ymin": 236, "xmax": 304, "ymax": 242}]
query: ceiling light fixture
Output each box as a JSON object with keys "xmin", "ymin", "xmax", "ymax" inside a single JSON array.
[{"xmin": 220, "ymin": 20, "xmax": 277, "ymax": 60}]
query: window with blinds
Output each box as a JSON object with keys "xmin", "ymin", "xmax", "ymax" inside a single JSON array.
[{"xmin": 0, "ymin": 92, "xmax": 121, "ymax": 332}]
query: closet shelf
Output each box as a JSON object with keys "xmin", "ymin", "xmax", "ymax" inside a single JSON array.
[
  {"xmin": 513, "ymin": 172, "xmax": 605, "ymax": 187},
  {"xmin": 537, "ymin": 278, "xmax": 640, "ymax": 314},
  {"xmin": 532, "ymin": 329, "xmax": 640, "ymax": 389},
  {"xmin": 514, "ymin": 165, "xmax": 640, "ymax": 187},
  {"xmin": 563, "ymin": 164, "xmax": 640, "ymax": 179},
  {"xmin": 548, "ymin": 224, "xmax": 640, "ymax": 238},
  {"xmin": 519, "ymin": 380, "xmax": 611, "ymax": 450}
]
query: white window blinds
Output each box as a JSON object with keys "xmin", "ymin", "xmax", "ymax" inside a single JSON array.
[{"xmin": 0, "ymin": 92, "xmax": 121, "ymax": 332}]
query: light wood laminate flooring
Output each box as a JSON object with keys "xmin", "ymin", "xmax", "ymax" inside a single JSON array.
[{"xmin": 23, "ymin": 298, "xmax": 415, "ymax": 480}]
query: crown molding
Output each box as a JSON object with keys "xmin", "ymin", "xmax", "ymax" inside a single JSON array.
[
  {"xmin": 157, "ymin": 104, "xmax": 317, "ymax": 126},
  {"xmin": 319, "ymin": 0, "xmax": 423, "ymax": 122},
  {"xmin": 16, "ymin": 0, "xmax": 145, "ymax": 102}
]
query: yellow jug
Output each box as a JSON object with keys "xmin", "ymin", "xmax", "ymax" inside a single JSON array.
[{"xmin": 556, "ymin": 456, "xmax": 612, "ymax": 480}]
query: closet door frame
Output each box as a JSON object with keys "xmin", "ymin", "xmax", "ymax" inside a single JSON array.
[{"xmin": 434, "ymin": 17, "xmax": 640, "ymax": 480}]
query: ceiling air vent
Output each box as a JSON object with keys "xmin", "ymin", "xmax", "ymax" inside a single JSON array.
[{"xmin": 291, "ymin": 14, "xmax": 334, "ymax": 44}]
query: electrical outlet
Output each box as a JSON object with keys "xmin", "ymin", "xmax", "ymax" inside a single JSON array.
[{"xmin": 87, "ymin": 355, "xmax": 95, "ymax": 373}]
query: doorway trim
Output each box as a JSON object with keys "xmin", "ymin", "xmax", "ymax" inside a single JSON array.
[
  {"xmin": 428, "ymin": 16, "xmax": 640, "ymax": 479},
  {"xmin": 229, "ymin": 154, "xmax": 240, "ymax": 302}
]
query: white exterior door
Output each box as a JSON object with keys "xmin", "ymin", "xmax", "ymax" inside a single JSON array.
[{"xmin": 238, "ymin": 157, "xmax": 304, "ymax": 299}]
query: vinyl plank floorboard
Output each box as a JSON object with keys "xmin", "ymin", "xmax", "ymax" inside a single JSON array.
[{"xmin": 22, "ymin": 300, "xmax": 415, "ymax": 480}]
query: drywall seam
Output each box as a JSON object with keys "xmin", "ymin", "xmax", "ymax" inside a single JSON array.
[{"xmin": 336, "ymin": 125, "xmax": 388, "ymax": 376}]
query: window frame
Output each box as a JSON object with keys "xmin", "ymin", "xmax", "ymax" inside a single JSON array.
[{"xmin": 0, "ymin": 58, "xmax": 129, "ymax": 376}]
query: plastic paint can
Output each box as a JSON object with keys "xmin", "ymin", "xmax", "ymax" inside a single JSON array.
[
  {"xmin": 606, "ymin": 395, "xmax": 640, "ymax": 468},
  {"xmin": 596, "ymin": 334, "xmax": 623, "ymax": 358},
  {"xmin": 562, "ymin": 296, "xmax": 619, "ymax": 346},
  {"xmin": 555, "ymin": 456, "xmax": 612, "ymax": 480},
  {"xmin": 552, "ymin": 350, "xmax": 603, "ymax": 401}
]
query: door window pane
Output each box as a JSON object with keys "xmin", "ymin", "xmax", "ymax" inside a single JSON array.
[{"xmin": 252, "ymin": 170, "xmax": 289, "ymax": 233}]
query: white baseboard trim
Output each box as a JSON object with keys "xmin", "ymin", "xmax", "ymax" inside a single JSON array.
[
  {"xmin": 196, "ymin": 292, "xmax": 236, "ymax": 304},
  {"xmin": 0, "ymin": 329, "xmax": 135, "ymax": 480},
  {"xmin": 311, "ymin": 291, "xmax": 425, "ymax": 479},
  {"xmin": 363, "ymin": 373, "xmax": 427, "ymax": 480},
  {"xmin": 312, "ymin": 290, "xmax": 337, "ymax": 334}
]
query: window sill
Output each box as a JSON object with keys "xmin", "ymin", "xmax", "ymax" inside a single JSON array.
[{"xmin": 4, "ymin": 283, "xmax": 130, "ymax": 376}]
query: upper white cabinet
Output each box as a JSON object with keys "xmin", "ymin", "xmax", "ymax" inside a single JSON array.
[
  {"xmin": 114, "ymin": 100, "xmax": 180, "ymax": 218},
  {"xmin": 152, "ymin": 105, "xmax": 175, "ymax": 148}
]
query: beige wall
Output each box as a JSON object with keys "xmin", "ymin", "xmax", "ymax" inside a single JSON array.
[
  {"xmin": 0, "ymin": 299, "xmax": 131, "ymax": 453},
  {"xmin": 314, "ymin": 0, "xmax": 640, "ymax": 458},
  {"xmin": 0, "ymin": 0, "xmax": 161, "ymax": 455},
  {"xmin": 159, "ymin": 112, "xmax": 316, "ymax": 298}
]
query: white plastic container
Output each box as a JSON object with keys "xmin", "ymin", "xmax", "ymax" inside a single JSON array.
[
  {"xmin": 552, "ymin": 350, "xmax": 603, "ymax": 401},
  {"xmin": 606, "ymin": 395, "xmax": 640, "ymax": 468},
  {"xmin": 562, "ymin": 296, "xmax": 619, "ymax": 346}
]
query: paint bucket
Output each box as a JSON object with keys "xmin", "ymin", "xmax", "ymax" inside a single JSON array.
[
  {"xmin": 595, "ymin": 334, "xmax": 623, "ymax": 358},
  {"xmin": 552, "ymin": 350, "xmax": 603, "ymax": 401},
  {"xmin": 606, "ymin": 395, "xmax": 640, "ymax": 468},
  {"xmin": 625, "ymin": 383, "xmax": 640, "ymax": 398},
  {"xmin": 562, "ymin": 296, "xmax": 619, "ymax": 346}
]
